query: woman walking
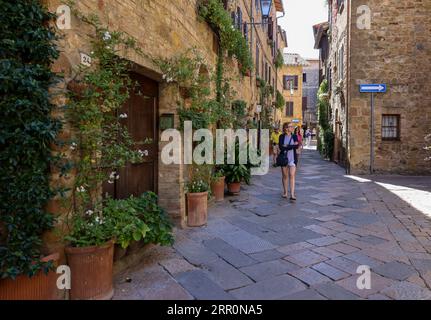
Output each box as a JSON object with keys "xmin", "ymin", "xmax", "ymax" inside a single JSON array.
[{"xmin": 278, "ymin": 122, "xmax": 299, "ymax": 201}]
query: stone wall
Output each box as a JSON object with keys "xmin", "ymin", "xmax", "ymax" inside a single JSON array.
[
  {"xmin": 349, "ymin": 0, "xmax": 431, "ymax": 174},
  {"xmin": 45, "ymin": 0, "xmax": 285, "ymax": 240},
  {"xmin": 303, "ymin": 59, "xmax": 320, "ymax": 126}
]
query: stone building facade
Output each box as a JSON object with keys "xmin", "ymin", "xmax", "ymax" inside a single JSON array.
[
  {"xmin": 302, "ymin": 59, "xmax": 319, "ymax": 128},
  {"xmin": 280, "ymin": 53, "xmax": 307, "ymax": 127},
  {"xmin": 44, "ymin": 0, "xmax": 287, "ymax": 255},
  {"xmin": 323, "ymin": 0, "xmax": 431, "ymax": 174}
]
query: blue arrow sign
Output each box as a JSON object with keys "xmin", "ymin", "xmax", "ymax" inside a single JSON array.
[{"xmin": 360, "ymin": 84, "xmax": 387, "ymax": 93}]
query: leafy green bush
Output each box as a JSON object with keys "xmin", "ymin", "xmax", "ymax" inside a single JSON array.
[
  {"xmin": 132, "ymin": 193, "xmax": 174, "ymax": 247},
  {"xmin": 317, "ymin": 80, "xmax": 333, "ymax": 160},
  {"xmin": 276, "ymin": 90, "xmax": 285, "ymax": 109},
  {"xmin": 0, "ymin": 0, "xmax": 60, "ymax": 279},
  {"xmin": 198, "ymin": 0, "xmax": 253, "ymax": 75},
  {"xmin": 65, "ymin": 192, "xmax": 174, "ymax": 248},
  {"xmin": 222, "ymin": 142, "xmax": 252, "ymax": 185}
]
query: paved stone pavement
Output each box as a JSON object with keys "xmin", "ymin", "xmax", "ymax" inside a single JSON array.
[{"xmin": 113, "ymin": 149, "xmax": 431, "ymax": 300}]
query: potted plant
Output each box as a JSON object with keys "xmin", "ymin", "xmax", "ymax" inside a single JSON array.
[
  {"xmin": 186, "ymin": 178, "xmax": 210, "ymax": 227},
  {"xmin": 0, "ymin": 253, "xmax": 60, "ymax": 300},
  {"xmin": 211, "ymin": 168, "xmax": 225, "ymax": 202},
  {"xmin": 223, "ymin": 164, "xmax": 251, "ymax": 195}
]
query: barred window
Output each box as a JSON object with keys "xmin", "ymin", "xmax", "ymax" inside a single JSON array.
[{"xmin": 382, "ymin": 115, "xmax": 400, "ymax": 140}]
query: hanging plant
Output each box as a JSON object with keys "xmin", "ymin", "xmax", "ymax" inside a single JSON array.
[
  {"xmin": 0, "ymin": 0, "xmax": 61, "ymax": 279},
  {"xmin": 198, "ymin": 0, "xmax": 253, "ymax": 76},
  {"xmin": 276, "ymin": 90, "xmax": 285, "ymax": 109},
  {"xmin": 275, "ymin": 50, "xmax": 284, "ymax": 69}
]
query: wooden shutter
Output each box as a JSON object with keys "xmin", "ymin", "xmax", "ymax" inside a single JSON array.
[{"xmin": 268, "ymin": 17, "xmax": 274, "ymax": 40}]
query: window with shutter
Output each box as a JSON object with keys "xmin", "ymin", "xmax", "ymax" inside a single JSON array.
[
  {"xmin": 237, "ymin": 7, "xmax": 242, "ymax": 30},
  {"xmin": 268, "ymin": 17, "xmax": 273, "ymax": 40},
  {"xmin": 303, "ymin": 73, "xmax": 307, "ymax": 83},
  {"xmin": 285, "ymin": 102, "xmax": 294, "ymax": 117}
]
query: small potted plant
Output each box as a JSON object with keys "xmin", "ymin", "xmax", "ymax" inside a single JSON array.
[
  {"xmin": 186, "ymin": 178, "xmax": 210, "ymax": 227},
  {"xmin": 223, "ymin": 164, "xmax": 251, "ymax": 195},
  {"xmin": 211, "ymin": 168, "xmax": 225, "ymax": 202}
]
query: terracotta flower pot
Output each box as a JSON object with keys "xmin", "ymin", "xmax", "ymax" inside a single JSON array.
[
  {"xmin": 227, "ymin": 182, "xmax": 241, "ymax": 195},
  {"xmin": 65, "ymin": 241, "xmax": 114, "ymax": 300},
  {"xmin": 187, "ymin": 192, "xmax": 208, "ymax": 227},
  {"xmin": 211, "ymin": 177, "xmax": 225, "ymax": 202},
  {"xmin": 0, "ymin": 253, "xmax": 60, "ymax": 300}
]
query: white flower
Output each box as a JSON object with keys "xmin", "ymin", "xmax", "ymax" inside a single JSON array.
[
  {"xmin": 108, "ymin": 180, "xmax": 114, "ymax": 184},
  {"xmin": 119, "ymin": 113, "xmax": 128, "ymax": 119},
  {"xmin": 166, "ymin": 77, "xmax": 173, "ymax": 83},
  {"xmin": 76, "ymin": 186, "xmax": 86, "ymax": 193},
  {"xmin": 138, "ymin": 149, "xmax": 149, "ymax": 157},
  {"xmin": 106, "ymin": 46, "xmax": 111, "ymax": 50},
  {"xmin": 70, "ymin": 142, "xmax": 77, "ymax": 150},
  {"xmin": 85, "ymin": 210, "xmax": 94, "ymax": 216},
  {"xmin": 162, "ymin": 74, "xmax": 167, "ymax": 80},
  {"xmin": 103, "ymin": 31, "xmax": 111, "ymax": 41}
]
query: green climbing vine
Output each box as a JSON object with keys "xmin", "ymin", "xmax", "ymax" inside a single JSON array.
[
  {"xmin": 317, "ymin": 80, "xmax": 334, "ymax": 159},
  {"xmin": 0, "ymin": 0, "xmax": 61, "ymax": 279}
]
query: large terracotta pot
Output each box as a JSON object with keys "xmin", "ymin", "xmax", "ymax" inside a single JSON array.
[
  {"xmin": 65, "ymin": 241, "xmax": 114, "ymax": 300},
  {"xmin": 0, "ymin": 253, "xmax": 60, "ymax": 300},
  {"xmin": 211, "ymin": 176, "xmax": 225, "ymax": 202},
  {"xmin": 227, "ymin": 182, "xmax": 241, "ymax": 195},
  {"xmin": 187, "ymin": 192, "xmax": 208, "ymax": 227}
]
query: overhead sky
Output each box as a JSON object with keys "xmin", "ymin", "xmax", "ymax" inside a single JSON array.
[{"xmin": 278, "ymin": 0, "xmax": 328, "ymax": 59}]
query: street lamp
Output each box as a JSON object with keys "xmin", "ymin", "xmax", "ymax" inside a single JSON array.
[
  {"xmin": 260, "ymin": 0, "xmax": 273, "ymax": 20},
  {"xmin": 245, "ymin": 0, "xmax": 273, "ymax": 26}
]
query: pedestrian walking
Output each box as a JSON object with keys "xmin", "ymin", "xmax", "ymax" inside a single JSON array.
[
  {"xmin": 271, "ymin": 126, "xmax": 282, "ymax": 167},
  {"xmin": 277, "ymin": 122, "xmax": 299, "ymax": 201},
  {"xmin": 305, "ymin": 128, "xmax": 312, "ymax": 147}
]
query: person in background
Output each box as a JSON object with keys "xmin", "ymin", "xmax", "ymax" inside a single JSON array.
[
  {"xmin": 270, "ymin": 126, "xmax": 282, "ymax": 167},
  {"xmin": 305, "ymin": 128, "xmax": 312, "ymax": 146},
  {"xmin": 294, "ymin": 127, "xmax": 303, "ymax": 165},
  {"xmin": 279, "ymin": 123, "xmax": 299, "ymax": 201}
]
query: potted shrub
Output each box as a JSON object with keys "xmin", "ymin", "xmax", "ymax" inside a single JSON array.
[
  {"xmin": 211, "ymin": 168, "xmax": 225, "ymax": 202},
  {"xmin": 186, "ymin": 178, "xmax": 210, "ymax": 227},
  {"xmin": 0, "ymin": 253, "xmax": 60, "ymax": 300},
  {"xmin": 64, "ymin": 198, "xmax": 150, "ymax": 300},
  {"xmin": 223, "ymin": 163, "xmax": 251, "ymax": 195}
]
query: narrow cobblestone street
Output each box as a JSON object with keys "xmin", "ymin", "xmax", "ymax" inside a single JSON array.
[{"xmin": 114, "ymin": 149, "xmax": 431, "ymax": 300}]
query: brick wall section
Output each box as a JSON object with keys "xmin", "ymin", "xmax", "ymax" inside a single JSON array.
[
  {"xmin": 44, "ymin": 0, "xmax": 285, "ymax": 238},
  {"xmin": 349, "ymin": 0, "xmax": 431, "ymax": 174}
]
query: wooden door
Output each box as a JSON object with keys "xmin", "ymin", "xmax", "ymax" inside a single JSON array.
[{"xmin": 104, "ymin": 73, "xmax": 158, "ymax": 199}]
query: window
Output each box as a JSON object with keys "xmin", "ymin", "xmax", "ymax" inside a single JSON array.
[
  {"xmin": 382, "ymin": 115, "xmax": 400, "ymax": 140},
  {"xmin": 337, "ymin": 0, "xmax": 345, "ymax": 14},
  {"xmin": 339, "ymin": 45, "xmax": 344, "ymax": 80},
  {"xmin": 283, "ymin": 75, "xmax": 299, "ymax": 90},
  {"xmin": 243, "ymin": 22, "xmax": 248, "ymax": 41},
  {"xmin": 256, "ymin": 44, "xmax": 260, "ymax": 76},
  {"xmin": 236, "ymin": 7, "xmax": 242, "ymax": 31},
  {"xmin": 302, "ymin": 97, "xmax": 308, "ymax": 110},
  {"xmin": 285, "ymin": 102, "xmax": 294, "ymax": 117},
  {"xmin": 303, "ymin": 73, "xmax": 307, "ymax": 83}
]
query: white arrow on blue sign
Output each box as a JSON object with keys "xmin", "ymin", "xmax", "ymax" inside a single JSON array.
[{"xmin": 359, "ymin": 84, "xmax": 387, "ymax": 93}]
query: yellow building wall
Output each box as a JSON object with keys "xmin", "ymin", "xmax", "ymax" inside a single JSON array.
[{"xmin": 280, "ymin": 65, "xmax": 303, "ymax": 127}]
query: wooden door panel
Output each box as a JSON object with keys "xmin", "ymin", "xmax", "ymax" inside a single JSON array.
[{"xmin": 103, "ymin": 73, "xmax": 158, "ymax": 199}]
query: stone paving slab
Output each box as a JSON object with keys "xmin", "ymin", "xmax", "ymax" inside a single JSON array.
[
  {"xmin": 203, "ymin": 238, "xmax": 257, "ymax": 268},
  {"xmin": 114, "ymin": 150, "xmax": 431, "ymax": 300},
  {"xmin": 240, "ymin": 260, "xmax": 299, "ymax": 282},
  {"xmin": 175, "ymin": 270, "xmax": 233, "ymax": 300},
  {"xmin": 229, "ymin": 274, "xmax": 307, "ymax": 300}
]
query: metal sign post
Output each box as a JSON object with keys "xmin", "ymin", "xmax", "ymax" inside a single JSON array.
[{"xmin": 359, "ymin": 84, "xmax": 387, "ymax": 174}]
